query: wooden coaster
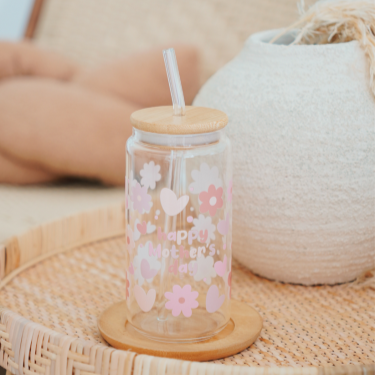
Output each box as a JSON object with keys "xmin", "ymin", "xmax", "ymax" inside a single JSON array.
[{"xmin": 98, "ymin": 300, "xmax": 262, "ymax": 362}]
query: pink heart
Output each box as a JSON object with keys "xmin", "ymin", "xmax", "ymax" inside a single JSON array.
[
  {"xmin": 160, "ymin": 188, "xmax": 189, "ymax": 216},
  {"xmin": 128, "ymin": 262, "xmax": 134, "ymax": 275},
  {"xmin": 217, "ymin": 213, "xmax": 230, "ymax": 236},
  {"xmin": 133, "ymin": 285, "xmax": 156, "ymax": 312},
  {"xmin": 137, "ymin": 221, "xmax": 147, "ymax": 234},
  {"xmin": 206, "ymin": 285, "xmax": 225, "ymax": 313},
  {"xmin": 140, "ymin": 259, "xmax": 158, "ymax": 279},
  {"xmin": 214, "ymin": 255, "xmax": 227, "ymax": 277}
]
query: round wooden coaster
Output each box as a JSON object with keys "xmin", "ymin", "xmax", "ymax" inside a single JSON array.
[{"xmin": 98, "ymin": 300, "xmax": 262, "ymax": 362}]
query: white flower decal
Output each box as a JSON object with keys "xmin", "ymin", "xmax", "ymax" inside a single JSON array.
[
  {"xmin": 131, "ymin": 182, "xmax": 152, "ymax": 214},
  {"xmin": 133, "ymin": 241, "xmax": 161, "ymax": 286},
  {"xmin": 192, "ymin": 214, "xmax": 216, "ymax": 244},
  {"xmin": 140, "ymin": 161, "xmax": 161, "ymax": 190},
  {"xmin": 189, "ymin": 163, "xmax": 222, "ymax": 195},
  {"xmin": 192, "ymin": 255, "xmax": 216, "ymax": 285}
]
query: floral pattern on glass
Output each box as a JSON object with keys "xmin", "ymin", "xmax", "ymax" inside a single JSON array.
[
  {"xmin": 199, "ymin": 184, "xmax": 223, "ymax": 216},
  {"xmin": 165, "ymin": 285, "xmax": 199, "ymax": 317}
]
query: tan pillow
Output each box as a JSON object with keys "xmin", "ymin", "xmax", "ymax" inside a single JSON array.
[
  {"xmin": 0, "ymin": 78, "xmax": 139, "ymax": 186},
  {"xmin": 0, "ymin": 43, "xmax": 200, "ymax": 185},
  {"xmin": 0, "ymin": 41, "xmax": 79, "ymax": 81},
  {"xmin": 74, "ymin": 45, "xmax": 200, "ymax": 107}
]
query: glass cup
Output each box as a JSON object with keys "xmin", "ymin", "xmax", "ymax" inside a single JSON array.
[{"xmin": 125, "ymin": 107, "xmax": 232, "ymax": 343}]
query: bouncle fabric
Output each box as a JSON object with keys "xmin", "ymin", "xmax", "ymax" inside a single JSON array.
[{"xmin": 0, "ymin": 205, "xmax": 374, "ymax": 375}]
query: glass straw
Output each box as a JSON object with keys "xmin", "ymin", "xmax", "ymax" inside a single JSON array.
[
  {"xmin": 163, "ymin": 48, "xmax": 186, "ymax": 116},
  {"xmin": 157, "ymin": 49, "xmax": 186, "ymax": 328}
]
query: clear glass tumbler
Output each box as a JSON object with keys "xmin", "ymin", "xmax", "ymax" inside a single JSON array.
[{"xmin": 125, "ymin": 106, "xmax": 232, "ymax": 343}]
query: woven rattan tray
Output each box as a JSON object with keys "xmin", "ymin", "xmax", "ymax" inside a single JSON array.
[{"xmin": 0, "ymin": 204, "xmax": 374, "ymax": 375}]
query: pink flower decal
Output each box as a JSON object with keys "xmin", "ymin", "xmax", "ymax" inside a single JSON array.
[
  {"xmin": 165, "ymin": 285, "xmax": 199, "ymax": 317},
  {"xmin": 199, "ymin": 184, "xmax": 223, "ymax": 216},
  {"xmin": 126, "ymin": 225, "xmax": 135, "ymax": 254},
  {"xmin": 131, "ymin": 182, "xmax": 152, "ymax": 214},
  {"xmin": 227, "ymin": 180, "xmax": 233, "ymax": 203}
]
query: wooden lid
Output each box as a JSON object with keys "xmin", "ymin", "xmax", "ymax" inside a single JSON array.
[{"xmin": 130, "ymin": 106, "xmax": 228, "ymax": 135}]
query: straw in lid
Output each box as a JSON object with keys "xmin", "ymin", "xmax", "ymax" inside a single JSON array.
[{"xmin": 130, "ymin": 48, "xmax": 228, "ymax": 135}]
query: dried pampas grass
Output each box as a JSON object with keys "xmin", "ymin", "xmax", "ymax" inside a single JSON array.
[{"xmin": 271, "ymin": 0, "xmax": 375, "ymax": 95}]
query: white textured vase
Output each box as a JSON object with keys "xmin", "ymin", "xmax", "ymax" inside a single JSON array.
[{"xmin": 194, "ymin": 29, "xmax": 375, "ymax": 285}]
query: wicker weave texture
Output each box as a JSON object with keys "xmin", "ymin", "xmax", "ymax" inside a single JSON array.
[
  {"xmin": 0, "ymin": 205, "xmax": 373, "ymax": 375},
  {"xmin": 34, "ymin": 0, "xmax": 316, "ymax": 80},
  {"xmin": 0, "ymin": 311, "xmax": 135, "ymax": 375}
]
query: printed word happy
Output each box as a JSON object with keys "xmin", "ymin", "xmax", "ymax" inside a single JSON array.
[{"xmin": 157, "ymin": 227, "xmax": 208, "ymax": 244}]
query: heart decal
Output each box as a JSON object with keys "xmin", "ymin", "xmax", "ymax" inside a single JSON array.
[
  {"xmin": 134, "ymin": 285, "xmax": 156, "ymax": 312},
  {"xmin": 214, "ymin": 255, "xmax": 227, "ymax": 277},
  {"xmin": 160, "ymin": 188, "xmax": 189, "ymax": 216},
  {"xmin": 128, "ymin": 262, "xmax": 134, "ymax": 275},
  {"xmin": 133, "ymin": 219, "xmax": 141, "ymax": 241},
  {"xmin": 217, "ymin": 213, "xmax": 230, "ymax": 236},
  {"xmin": 137, "ymin": 221, "xmax": 147, "ymax": 235},
  {"xmin": 146, "ymin": 222, "xmax": 156, "ymax": 233},
  {"xmin": 206, "ymin": 285, "xmax": 225, "ymax": 313},
  {"xmin": 141, "ymin": 259, "xmax": 158, "ymax": 279}
]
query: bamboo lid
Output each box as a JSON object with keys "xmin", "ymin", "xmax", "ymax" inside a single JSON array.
[{"xmin": 130, "ymin": 106, "xmax": 228, "ymax": 135}]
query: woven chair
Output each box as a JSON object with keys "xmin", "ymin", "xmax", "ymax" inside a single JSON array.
[{"xmin": 34, "ymin": 0, "xmax": 316, "ymax": 81}]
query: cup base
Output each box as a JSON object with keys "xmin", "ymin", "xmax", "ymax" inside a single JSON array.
[
  {"xmin": 128, "ymin": 307, "xmax": 228, "ymax": 343},
  {"xmin": 131, "ymin": 321, "xmax": 227, "ymax": 344}
]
